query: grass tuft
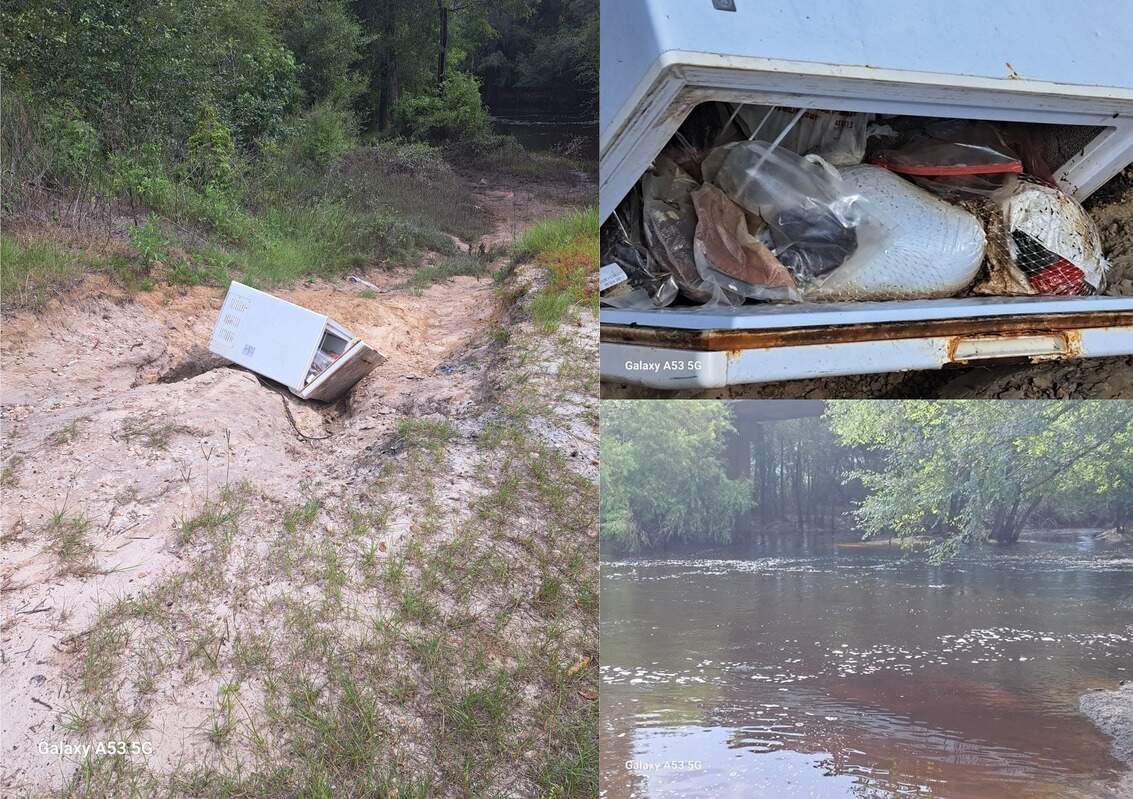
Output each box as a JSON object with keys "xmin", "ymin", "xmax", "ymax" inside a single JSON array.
[{"xmin": 0, "ymin": 235, "xmax": 85, "ymax": 311}]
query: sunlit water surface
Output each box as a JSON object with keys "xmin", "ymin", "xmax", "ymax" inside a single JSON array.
[{"xmin": 600, "ymin": 531, "xmax": 1133, "ymax": 799}]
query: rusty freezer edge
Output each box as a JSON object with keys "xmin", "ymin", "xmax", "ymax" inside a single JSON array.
[{"xmin": 599, "ymin": 309, "xmax": 1133, "ymax": 389}]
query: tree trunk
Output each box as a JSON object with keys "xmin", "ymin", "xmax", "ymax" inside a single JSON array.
[
  {"xmin": 437, "ymin": 2, "xmax": 449, "ymax": 86},
  {"xmin": 376, "ymin": 57, "xmax": 400, "ymax": 132}
]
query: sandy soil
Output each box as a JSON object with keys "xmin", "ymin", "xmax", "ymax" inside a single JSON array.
[
  {"xmin": 1081, "ymin": 681, "xmax": 1133, "ymax": 798},
  {"xmin": 1, "ymin": 173, "xmax": 597, "ymax": 796}
]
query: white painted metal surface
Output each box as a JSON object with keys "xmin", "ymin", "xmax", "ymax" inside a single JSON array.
[
  {"xmin": 598, "ymin": 1, "xmax": 1133, "ymax": 383},
  {"xmin": 600, "ymin": 0, "xmax": 1133, "ymax": 219},
  {"xmin": 209, "ymin": 281, "xmax": 383, "ymax": 399},
  {"xmin": 601, "ymin": 296, "xmax": 1133, "ymax": 331},
  {"xmin": 601, "ymin": 326, "xmax": 1133, "ymax": 389},
  {"xmin": 209, "ymin": 282, "xmax": 325, "ymax": 390}
]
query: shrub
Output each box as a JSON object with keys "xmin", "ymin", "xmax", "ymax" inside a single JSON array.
[
  {"xmin": 186, "ymin": 106, "xmax": 237, "ymax": 192},
  {"xmin": 295, "ymin": 104, "xmax": 355, "ymax": 166},
  {"xmin": 394, "ymin": 71, "xmax": 490, "ymax": 142},
  {"xmin": 43, "ymin": 106, "xmax": 100, "ymax": 182}
]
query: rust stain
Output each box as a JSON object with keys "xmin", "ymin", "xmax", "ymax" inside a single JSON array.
[{"xmin": 601, "ymin": 310, "xmax": 1133, "ymax": 352}]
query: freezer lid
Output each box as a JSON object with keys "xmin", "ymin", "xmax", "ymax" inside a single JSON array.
[
  {"xmin": 600, "ymin": 0, "xmax": 1133, "ymax": 220},
  {"xmin": 209, "ymin": 281, "xmax": 327, "ymax": 389},
  {"xmin": 296, "ymin": 340, "xmax": 385, "ymax": 402},
  {"xmin": 600, "ymin": 296, "xmax": 1133, "ymax": 331}
]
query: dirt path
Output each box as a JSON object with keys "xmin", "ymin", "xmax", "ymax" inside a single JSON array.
[{"xmin": 1, "ymin": 172, "xmax": 598, "ymax": 796}]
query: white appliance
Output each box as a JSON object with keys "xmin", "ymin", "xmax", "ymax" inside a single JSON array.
[
  {"xmin": 208, "ymin": 281, "xmax": 384, "ymax": 401},
  {"xmin": 599, "ymin": 0, "xmax": 1133, "ymax": 389}
]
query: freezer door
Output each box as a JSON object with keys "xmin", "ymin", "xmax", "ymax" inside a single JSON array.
[
  {"xmin": 296, "ymin": 340, "xmax": 385, "ymax": 402},
  {"xmin": 209, "ymin": 282, "xmax": 326, "ymax": 390}
]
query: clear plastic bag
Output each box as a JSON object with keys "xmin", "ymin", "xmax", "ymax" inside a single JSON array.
[
  {"xmin": 870, "ymin": 121, "xmax": 1024, "ymax": 199},
  {"xmin": 642, "ymin": 157, "xmax": 715, "ymax": 303},
  {"xmin": 734, "ymin": 106, "xmax": 872, "ymax": 166},
  {"xmin": 702, "ymin": 141, "xmax": 866, "ymax": 283},
  {"xmin": 690, "ymin": 184, "xmax": 800, "ymax": 302}
]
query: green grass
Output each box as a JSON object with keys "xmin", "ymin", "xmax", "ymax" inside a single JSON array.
[
  {"xmin": 45, "ymin": 507, "xmax": 95, "ymax": 575},
  {"xmin": 0, "ymin": 235, "xmax": 85, "ymax": 311},
  {"xmin": 6, "ymin": 139, "xmax": 495, "ymax": 305},
  {"xmin": 397, "ymin": 418, "xmax": 457, "ymax": 451},
  {"xmin": 513, "ymin": 207, "xmax": 599, "ymax": 332},
  {"xmin": 513, "ymin": 207, "xmax": 598, "ymax": 262},
  {"xmin": 398, "ymin": 252, "xmax": 487, "ymax": 291},
  {"xmin": 116, "ymin": 413, "xmax": 195, "ymax": 450}
]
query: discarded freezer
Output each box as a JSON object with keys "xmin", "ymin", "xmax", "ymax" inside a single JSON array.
[
  {"xmin": 208, "ymin": 281, "xmax": 385, "ymax": 401},
  {"xmin": 599, "ymin": 0, "xmax": 1133, "ymax": 388}
]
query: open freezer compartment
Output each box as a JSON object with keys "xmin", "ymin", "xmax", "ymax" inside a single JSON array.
[
  {"xmin": 600, "ymin": 95, "xmax": 1133, "ymax": 386},
  {"xmin": 209, "ymin": 282, "xmax": 385, "ymax": 401}
]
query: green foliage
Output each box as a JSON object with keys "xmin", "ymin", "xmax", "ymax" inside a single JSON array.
[
  {"xmin": 42, "ymin": 106, "xmax": 100, "ymax": 181},
  {"xmin": 290, "ymin": 104, "xmax": 356, "ymax": 166},
  {"xmin": 473, "ymin": 0, "xmax": 598, "ymax": 109},
  {"xmin": 827, "ymin": 401, "xmax": 1133, "ymax": 558},
  {"xmin": 395, "ymin": 71, "xmax": 489, "ymax": 141},
  {"xmin": 2, "ymin": 0, "xmax": 299, "ymax": 149},
  {"xmin": 280, "ymin": 0, "xmax": 367, "ymax": 106},
  {"xmin": 127, "ymin": 216, "xmax": 170, "ymax": 267},
  {"xmin": 186, "ymin": 106, "xmax": 236, "ymax": 192},
  {"xmin": 600, "ymin": 402, "xmax": 753, "ymax": 553}
]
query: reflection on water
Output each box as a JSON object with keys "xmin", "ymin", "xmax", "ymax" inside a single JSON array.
[
  {"xmin": 600, "ymin": 532, "xmax": 1133, "ymax": 798},
  {"xmin": 490, "ymin": 113, "xmax": 597, "ymax": 157}
]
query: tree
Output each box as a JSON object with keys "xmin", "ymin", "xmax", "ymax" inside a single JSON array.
[
  {"xmin": 600, "ymin": 402, "xmax": 753, "ymax": 553},
  {"xmin": 434, "ymin": 0, "xmax": 533, "ymax": 87},
  {"xmin": 827, "ymin": 401, "xmax": 1133, "ymax": 559}
]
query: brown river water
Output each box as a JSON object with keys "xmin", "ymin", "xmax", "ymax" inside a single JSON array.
[{"xmin": 600, "ymin": 531, "xmax": 1133, "ymax": 799}]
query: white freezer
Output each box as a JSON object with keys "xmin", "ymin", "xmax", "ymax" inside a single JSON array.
[
  {"xmin": 598, "ymin": 0, "xmax": 1133, "ymax": 388},
  {"xmin": 208, "ymin": 282, "xmax": 385, "ymax": 401}
]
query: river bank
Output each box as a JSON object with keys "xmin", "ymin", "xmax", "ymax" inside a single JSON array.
[{"xmin": 1082, "ymin": 682, "xmax": 1133, "ymax": 797}]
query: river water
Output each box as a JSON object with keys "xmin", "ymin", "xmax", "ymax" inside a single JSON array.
[{"xmin": 600, "ymin": 531, "xmax": 1133, "ymax": 799}]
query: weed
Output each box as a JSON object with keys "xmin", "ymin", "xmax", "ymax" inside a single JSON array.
[
  {"xmin": 398, "ymin": 252, "xmax": 486, "ymax": 291},
  {"xmin": 44, "ymin": 507, "xmax": 94, "ymax": 575},
  {"xmin": 1, "ymin": 455, "xmax": 22, "ymax": 488},
  {"xmin": 283, "ymin": 498, "xmax": 322, "ymax": 534},
  {"xmin": 0, "ymin": 235, "xmax": 84, "ymax": 311},
  {"xmin": 47, "ymin": 418, "xmax": 85, "ymax": 446},
  {"xmin": 116, "ymin": 413, "xmax": 194, "ymax": 450},
  {"xmin": 397, "ymin": 418, "xmax": 456, "ymax": 452}
]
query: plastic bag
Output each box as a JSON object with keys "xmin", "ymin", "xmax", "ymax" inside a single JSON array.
[
  {"xmin": 642, "ymin": 157, "xmax": 715, "ymax": 302},
  {"xmin": 702, "ymin": 141, "xmax": 866, "ymax": 282},
  {"xmin": 997, "ymin": 179, "xmax": 1109, "ymax": 295},
  {"xmin": 690, "ymin": 184, "xmax": 800, "ymax": 302},
  {"xmin": 734, "ymin": 106, "xmax": 872, "ymax": 166},
  {"xmin": 807, "ymin": 165, "xmax": 986, "ymax": 301},
  {"xmin": 599, "ymin": 240, "xmax": 679, "ymax": 308},
  {"xmin": 871, "ymin": 121, "xmax": 1024, "ymax": 199}
]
